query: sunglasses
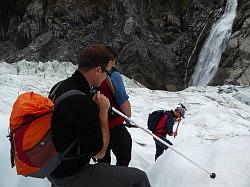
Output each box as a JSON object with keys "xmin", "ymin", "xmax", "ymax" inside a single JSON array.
[{"xmin": 100, "ymin": 66, "xmax": 112, "ymax": 76}]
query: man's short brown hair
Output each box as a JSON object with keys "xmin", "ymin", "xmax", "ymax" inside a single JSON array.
[{"xmin": 78, "ymin": 44, "xmax": 114, "ymax": 70}]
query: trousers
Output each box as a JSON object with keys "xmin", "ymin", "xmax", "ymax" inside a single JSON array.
[
  {"xmin": 98, "ymin": 124, "xmax": 132, "ymax": 166},
  {"xmin": 48, "ymin": 163, "xmax": 151, "ymax": 187},
  {"xmin": 154, "ymin": 136, "xmax": 173, "ymax": 160}
]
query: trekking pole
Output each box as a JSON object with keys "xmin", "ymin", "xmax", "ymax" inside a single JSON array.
[
  {"xmin": 174, "ymin": 121, "xmax": 180, "ymax": 138},
  {"xmin": 111, "ymin": 107, "xmax": 216, "ymax": 179}
]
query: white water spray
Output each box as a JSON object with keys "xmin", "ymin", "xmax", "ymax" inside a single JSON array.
[{"xmin": 190, "ymin": 0, "xmax": 238, "ymax": 86}]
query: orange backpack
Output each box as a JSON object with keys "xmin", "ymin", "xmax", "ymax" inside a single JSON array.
[{"xmin": 8, "ymin": 89, "xmax": 85, "ymax": 178}]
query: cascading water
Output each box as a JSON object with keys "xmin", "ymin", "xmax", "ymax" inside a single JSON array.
[{"xmin": 189, "ymin": 0, "xmax": 238, "ymax": 86}]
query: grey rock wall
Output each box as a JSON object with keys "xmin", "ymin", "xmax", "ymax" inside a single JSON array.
[
  {"xmin": 210, "ymin": 0, "xmax": 250, "ymax": 86},
  {"xmin": 0, "ymin": 0, "xmax": 231, "ymax": 90}
]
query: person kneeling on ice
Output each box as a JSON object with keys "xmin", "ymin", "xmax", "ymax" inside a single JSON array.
[{"xmin": 147, "ymin": 104, "xmax": 186, "ymax": 160}]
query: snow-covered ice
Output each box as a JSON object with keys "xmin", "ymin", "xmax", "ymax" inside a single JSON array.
[{"xmin": 0, "ymin": 60, "xmax": 249, "ymax": 187}]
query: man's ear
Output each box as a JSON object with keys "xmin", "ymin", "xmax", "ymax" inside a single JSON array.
[{"xmin": 94, "ymin": 66, "xmax": 101, "ymax": 75}]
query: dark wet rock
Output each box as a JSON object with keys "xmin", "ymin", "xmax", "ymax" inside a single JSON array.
[
  {"xmin": 210, "ymin": 0, "xmax": 250, "ymax": 86},
  {"xmin": 0, "ymin": 0, "xmax": 237, "ymax": 90}
]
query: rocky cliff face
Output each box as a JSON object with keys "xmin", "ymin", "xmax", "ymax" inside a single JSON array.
[
  {"xmin": 210, "ymin": 0, "xmax": 250, "ymax": 86},
  {"xmin": 1, "ymin": 0, "xmax": 247, "ymax": 90}
]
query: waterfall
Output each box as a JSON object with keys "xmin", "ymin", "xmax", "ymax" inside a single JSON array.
[{"xmin": 189, "ymin": 0, "xmax": 238, "ymax": 86}]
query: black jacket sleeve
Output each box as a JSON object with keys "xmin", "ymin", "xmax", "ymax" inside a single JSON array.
[{"xmin": 166, "ymin": 112, "xmax": 175, "ymax": 135}]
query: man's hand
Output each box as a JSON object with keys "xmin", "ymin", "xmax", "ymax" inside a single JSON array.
[
  {"xmin": 175, "ymin": 117, "xmax": 182, "ymax": 123},
  {"xmin": 170, "ymin": 131, "xmax": 178, "ymax": 138},
  {"xmin": 93, "ymin": 91, "xmax": 110, "ymax": 112},
  {"xmin": 94, "ymin": 150, "xmax": 106, "ymax": 160}
]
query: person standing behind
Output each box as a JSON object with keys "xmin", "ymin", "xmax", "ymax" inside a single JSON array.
[
  {"xmin": 48, "ymin": 44, "xmax": 150, "ymax": 187},
  {"xmin": 98, "ymin": 46, "xmax": 132, "ymax": 166},
  {"xmin": 152, "ymin": 106, "xmax": 186, "ymax": 160}
]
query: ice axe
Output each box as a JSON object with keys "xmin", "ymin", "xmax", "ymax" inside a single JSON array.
[
  {"xmin": 173, "ymin": 121, "xmax": 180, "ymax": 138},
  {"xmin": 111, "ymin": 107, "xmax": 216, "ymax": 179}
]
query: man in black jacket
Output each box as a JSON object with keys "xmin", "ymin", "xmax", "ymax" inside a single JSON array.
[{"xmin": 47, "ymin": 44, "xmax": 151, "ymax": 187}]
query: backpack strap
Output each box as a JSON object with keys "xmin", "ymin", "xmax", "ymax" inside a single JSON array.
[
  {"xmin": 62, "ymin": 142, "xmax": 86, "ymax": 160},
  {"xmin": 49, "ymin": 81, "xmax": 63, "ymax": 101},
  {"xmin": 54, "ymin": 90, "xmax": 85, "ymax": 106},
  {"xmin": 52, "ymin": 89, "xmax": 89, "ymax": 160},
  {"xmin": 7, "ymin": 131, "xmax": 15, "ymax": 168}
]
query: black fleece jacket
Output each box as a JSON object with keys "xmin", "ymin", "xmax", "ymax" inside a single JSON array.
[{"xmin": 50, "ymin": 70, "xmax": 103, "ymax": 177}]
